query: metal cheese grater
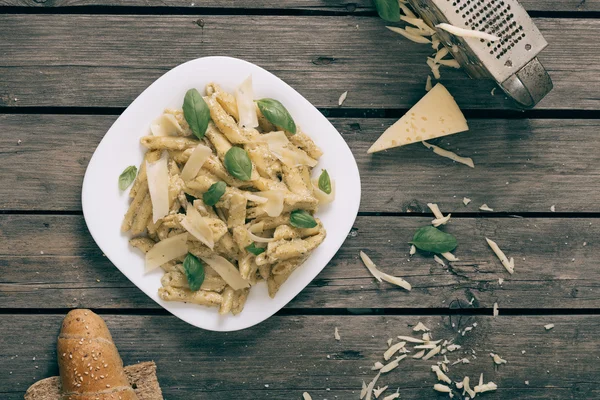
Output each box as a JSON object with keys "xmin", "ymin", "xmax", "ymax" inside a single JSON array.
[{"xmin": 407, "ymin": 0, "xmax": 553, "ymax": 108}]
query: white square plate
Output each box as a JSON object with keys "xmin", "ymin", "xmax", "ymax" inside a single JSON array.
[{"xmin": 82, "ymin": 56, "xmax": 361, "ymax": 331}]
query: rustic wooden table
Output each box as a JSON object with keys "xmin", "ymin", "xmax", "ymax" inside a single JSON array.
[{"xmin": 1, "ymin": 1, "xmax": 600, "ymax": 399}]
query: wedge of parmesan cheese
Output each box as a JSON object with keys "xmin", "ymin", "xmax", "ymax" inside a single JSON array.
[{"xmin": 367, "ymin": 84, "xmax": 468, "ymax": 153}]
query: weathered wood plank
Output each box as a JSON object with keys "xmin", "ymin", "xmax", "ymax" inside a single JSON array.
[
  {"xmin": 0, "ymin": 0, "xmax": 597, "ymax": 12},
  {"xmin": 2, "ymin": 114, "xmax": 600, "ymax": 213},
  {"xmin": 0, "ymin": 15, "xmax": 598, "ymax": 110},
  {"xmin": 2, "ymin": 215, "xmax": 598, "ymax": 309},
  {"xmin": 1, "ymin": 314, "xmax": 598, "ymax": 399}
]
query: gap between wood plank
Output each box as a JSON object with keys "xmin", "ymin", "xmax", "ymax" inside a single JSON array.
[{"xmin": 1, "ymin": 5, "xmax": 600, "ymax": 18}]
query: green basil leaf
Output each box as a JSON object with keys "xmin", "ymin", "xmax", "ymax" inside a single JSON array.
[
  {"xmin": 224, "ymin": 147, "xmax": 253, "ymax": 181},
  {"xmin": 290, "ymin": 210, "xmax": 318, "ymax": 229},
  {"xmin": 318, "ymin": 169, "xmax": 332, "ymax": 194},
  {"xmin": 410, "ymin": 226, "xmax": 457, "ymax": 254},
  {"xmin": 118, "ymin": 165, "xmax": 137, "ymax": 191},
  {"xmin": 246, "ymin": 242, "xmax": 266, "ymax": 256},
  {"xmin": 203, "ymin": 181, "xmax": 226, "ymax": 206},
  {"xmin": 256, "ymin": 98, "xmax": 297, "ymax": 134},
  {"xmin": 372, "ymin": 0, "xmax": 401, "ymax": 22},
  {"xmin": 182, "ymin": 88, "xmax": 211, "ymax": 140},
  {"xmin": 183, "ymin": 253, "xmax": 205, "ymax": 292}
]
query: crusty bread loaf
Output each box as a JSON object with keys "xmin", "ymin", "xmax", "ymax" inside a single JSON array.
[
  {"xmin": 25, "ymin": 361, "xmax": 163, "ymax": 400},
  {"xmin": 57, "ymin": 309, "xmax": 138, "ymax": 400}
]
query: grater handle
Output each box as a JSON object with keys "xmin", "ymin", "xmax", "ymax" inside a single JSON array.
[{"xmin": 500, "ymin": 57, "xmax": 553, "ymax": 109}]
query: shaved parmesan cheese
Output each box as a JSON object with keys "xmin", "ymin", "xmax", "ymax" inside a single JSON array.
[
  {"xmin": 312, "ymin": 177, "xmax": 336, "ymax": 205},
  {"xmin": 414, "ymin": 344, "xmax": 437, "ymax": 350},
  {"xmin": 441, "ymin": 252, "xmax": 458, "ymax": 262},
  {"xmin": 434, "ymin": 47, "xmax": 449, "ymax": 62},
  {"xmin": 490, "ymin": 353, "xmax": 507, "ymax": 365},
  {"xmin": 387, "ymin": 338, "xmax": 393, "ymax": 347},
  {"xmin": 397, "ymin": 335, "xmax": 424, "ymax": 343},
  {"xmin": 498, "ymin": 277, "xmax": 504, "ymax": 285},
  {"xmin": 479, "ymin": 204, "xmax": 494, "ymax": 212},
  {"xmin": 399, "ymin": 2, "xmax": 415, "ymax": 18},
  {"xmin": 235, "ymin": 75, "xmax": 259, "ymax": 129},
  {"xmin": 434, "ymin": 255, "xmax": 446, "ymax": 266},
  {"xmin": 413, "ymin": 322, "xmax": 430, "ymax": 332},
  {"xmin": 446, "ymin": 344, "xmax": 461, "ymax": 352},
  {"xmin": 146, "ymin": 152, "xmax": 170, "ymax": 223},
  {"xmin": 423, "ymin": 346, "xmax": 441, "ymax": 361},
  {"xmin": 462, "ymin": 326, "xmax": 473, "ymax": 336},
  {"xmin": 181, "ymin": 204, "xmax": 215, "ymax": 249},
  {"xmin": 258, "ymin": 190, "xmax": 285, "ymax": 217},
  {"xmin": 431, "ymin": 33, "xmax": 440, "ymax": 50},
  {"xmin": 247, "ymin": 229, "xmax": 275, "ymax": 243},
  {"xmin": 383, "ymin": 391, "xmax": 400, "ymax": 400},
  {"xmin": 474, "ymin": 381, "xmax": 497, "ymax": 394},
  {"xmin": 303, "ymin": 393, "xmax": 312, "ymax": 400},
  {"xmin": 338, "ymin": 91, "xmax": 348, "ymax": 106},
  {"xmin": 550, "ymin": 205, "xmax": 556, "ymax": 212},
  {"xmin": 432, "ymin": 214, "xmax": 452, "ymax": 227},
  {"xmin": 180, "ymin": 144, "xmax": 212, "ymax": 182},
  {"xmin": 451, "ymin": 358, "xmax": 470, "ymax": 365},
  {"xmin": 368, "ymin": 84, "xmax": 467, "ymax": 153},
  {"xmin": 260, "ymin": 130, "xmax": 289, "ymax": 148},
  {"xmin": 360, "ymin": 381, "xmax": 368, "ymax": 400},
  {"xmin": 437, "ymin": 59, "xmax": 461, "ymax": 69},
  {"xmin": 422, "ymin": 332, "xmax": 431, "ymax": 341},
  {"xmin": 493, "ymin": 302, "xmax": 499, "ymax": 318},
  {"xmin": 245, "ymin": 193, "xmax": 269, "ymax": 204},
  {"xmin": 432, "ymin": 365, "xmax": 452, "ymax": 384},
  {"xmin": 427, "ymin": 58, "xmax": 441, "ymax": 79},
  {"xmin": 427, "ymin": 203, "xmax": 444, "ymax": 219},
  {"xmin": 359, "ymin": 251, "xmax": 412, "ymax": 291},
  {"xmin": 436, "ymin": 23, "xmax": 500, "ymax": 41},
  {"xmin": 401, "ymin": 16, "xmax": 436, "ymax": 35},
  {"xmin": 461, "ymin": 376, "xmax": 476, "ymax": 398},
  {"xmin": 145, "ymin": 232, "xmax": 188, "ymax": 272},
  {"xmin": 335, "ymin": 327, "xmax": 341, "ymax": 341},
  {"xmin": 372, "ymin": 361, "xmax": 384, "ymax": 371},
  {"xmin": 384, "ymin": 341, "xmax": 406, "ymax": 361},
  {"xmin": 386, "ymin": 26, "xmax": 431, "ymax": 44},
  {"xmin": 150, "ymin": 114, "xmax": 183, "ymax": 137},
  {"xmin": 423, "ymin": 141, "xmax": 474, "ymax": 168},
  {"xmin": 485, "ymin": 238, "xmax": 514, "ymax": 274},
  {"xmin": 409, "ymin": 245, "xmax": 416, "ymax": 256},
  {"xmin": 544, "ymin": 323, "xmax": 555, "ymax": 330},
  {"xmin": 433, "ymin": 383, "xmax": 452, "ymax": 394},
  {"xmin": 200, "ymin": 255, "xmax": 250, "ymax": 290},
  {"xmin": 412, "ymin": 350, "xmax": 426, "ymax": 359},
  {"xmin": 373, "ymin": 385, "xmax": 388, "ymax": 398},
  {"xmin": 260, "ymin": 131, "xmax": 318, "ymax": 168},
  {"xmin": 364, "ymin": 372, "xmax": 381, "ymax": 400},
  {"xmin": 380, "ymin": 355, "xmax": 406, "ymax": 373},
  {"xmin": 425, "ymin": 76, "xmax": 433, "ymax": 92},
  {"xmin": 479, "ymin": 373, "xmax": 484, "ymax": 387},
  {"xmin": 463, "ymin": 197, "xmax": 472, "ymax": 206}
]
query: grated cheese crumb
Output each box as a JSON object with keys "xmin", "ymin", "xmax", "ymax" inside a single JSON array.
[
  {"xmin": 432, "ymin": 365, "xmax": 452, "ymax": 384},
  {"xmin": 498, "ymin": 278, "xmax": 504, "ymax": 285},
  {"xmin": 422, "ymin": 345, "xmax": 441, "ymax": 361},
  {"xmin": 386, "ymin": 26, "xmax": 432, "ymax": 44},
  {"xmin": 380, "ymin": 355, "xmax": 407, "ymax": 373},
  {"xmin": 382, "ymin": 389, "xmax": 400, "ymax": 400},
  {"xmin": 372, "ymin": 361, "xmax": 384, "ymax": 371},
  {"xmin": 434, "ymin": 255, "xmax": 446, "ymax": 266},
  {"xmin": 303, "ymin": 392, "xmax": 312, "ymax": 400},
  {"xmin": 441, "ymin": 252, "xmax": 459, "ymax": 262},
  {"xmin": 493, "ymin": 302, "xmax": 499, "ymax": 318},
  {"xmin": 373, "ymin": 385, "xmax": 388, "ymax": 398},
  {"xmin": 425, "ymin": 75, "xmax": 433, "ymax": 92},
  {"xmin": 360, "ymin": 251, "xmax": 412, "ymax": 291},
  {"xmin": 410, "ymin": 245, "xmax": 416, "ymax": 256},
  {"xmin": 486, "ymin": 237, "xmax": 514, "ymax": 274},
  {"xmin": 479, "ymin": 204, "xmax": 494, "ymax": 212},
  {"xmin": 490, "ymin": 353, "xmax": 507, "ymax": 365},
  {"xmin": 384, "ymin": 341, "xmax": 407, "ymax": 361},
  {"xmin": 544, "ymin": 324, "xmax": 555, "ymax": 330},
  {"xmin": 335, "ymin": 327, "xmax": 341, "ymax": 341},
  {"xmin": 387, "ymin": 338, "xmax": 393, "ymax": 347},
  {"xmin": 423, "ymin": 141, "xmax": 474, "ymax": 168},
  {"xmin": 412, "ymin": 350, "xmax": 426, "ymax": 359},
  {"xmin": 463, "ymin": 197, "xmax": 472, "ymax": 206},
  {"xmin": 338, "ymin": 91, "xmax": 348, "ymax": 106},
  {"xmin": 550, "ymin": 205, "xmax": 556, "ymax": 212},
  {"xmin": 427, "ymin": 203, "xmax": 444, "ymax": 219},
  {"xmin": 413, "ymin": 322, "xmax": 430, "ymax": 332},
  {"xmin": 525, "ymin": 380, "xmax": 529, "ymax": 385}
]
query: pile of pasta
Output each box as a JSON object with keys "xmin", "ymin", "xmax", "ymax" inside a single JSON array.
[{"xmin": 122, "ymin": 81, "xmax": 332, "ymax": 315}]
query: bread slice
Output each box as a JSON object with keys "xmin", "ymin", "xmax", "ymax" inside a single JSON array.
[{"xmin": 25, "ymin": 361, "xmax": 163, "ymax": 400}]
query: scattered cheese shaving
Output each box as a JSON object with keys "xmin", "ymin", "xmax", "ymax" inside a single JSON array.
[
  {"xmin": 451, "ymin": 358, "xmax": 470, "ymax": 365},
  {"xmin": 398, "ymin": 335, "xmax": 425, "ymax": 343},
  {"xmin": 426, "ymin": 57, "xmax": 441, "ymax": 79},
  {"xmin": 462, "ymin": 326, "xmax": 473, "ymax": 336},
  {"xmin": 386, "ymin": 26, "xmax": 431, "ymax": 44},
  {"xmin": 486, "ymin": 237, "xmax": 514, "ymax": 274},
  {"xmin": 461, "ymin": 376, "xmax": 476, "ymax": 398},
  {"xmin": 490, "ymin": 353, "xmax": 507, "ymax": 365},
  {"xmin": 145, "ymin": 232, "xmax": 188, "ymax": 272},
  {"xmin": 446, "ymin": 344, "xmax": 461, "ymax": 352},
  {"xmin": 360, "ymin": 381, "xmax": 368, "ymax": 400},
  {"xmin": 432, "ymin": 214, "xmax": 452, "ymax": 227},
  {"xmin": 334, "ymin": 327, "xmax": 341, "ymax": 341},
  {"xmin": 422, "ymin": 346, "xmax": 441, "ymax": 361},
  {"xmin": 479, "ymin": 204, "xmax": 494, "ymax": 212},
  {"xmin": 180, "ymin": 144, "xmax": 212, "ymax": 182},
  {"xmin": 434, "ymin": 255, "xmax": 446, "ymax": 266},
  {"xmin": 303, "ymin": 392, "xmax": 312, "ymax": 400},
  {"xmin": 474, "ymin": 381, "xmax": 498, "ymax": 393},
  {"xmin": 433, "ymin": 383, "xmax": 452, "ymax": 394},
  {"xmin": 434, "ymin": 47, "xmax": 449, "ymax": 62},
  {"xmin": 373, "ymin": 385, "xmax": 389, "ymax": 398},
  {"xmin": 437, "ymin": 59, "xmax": 461, "ymax": 69},
  {"xmin": 441, "ymin": 252, "xmax": 458, "ymax": 262},
  {"xmin": 359, "ymin": 251, "xmax": 412, "ymax": 291},
  {"xmin": 384, "ymin": 341, "xmax": 407, "ymax": 361},
  {"xmin": 146, "ymin": 152, "xmax": 170, "ymax": 223},
  {"xmin": 150, "ymin": 114, "xmax": 183, "ymax": 137},
  {"xmin": 498, "ymin": 278, "xmax": 504, "ymax": 285},
  {"xmin": 422, "ymin": 332, "xmax": 431, "ymax": 341},
  {"xmin": 372, "ymin": 361, "xmax": 384, "ymax": 371},
  {"xmin": 410, "ymin": 245, "xmax": 416, "ymax": 256},
  {"xmin": 493, "ymin": 302, "xmax": 499, "ymax": 318},
  {"xmin": 427, "ymin": 203, "xmax": 444, "ymax": 219},
  {"xmin": 544, "ymin": 323, "xmax": 555, "ymax": 330},
  {"xmin": 181, "ymin": 204, "xmax": 215, "ymax": 249},
  {"xmin": 414, "ymin": 344, "xmax": 437, "ymax": 350},
  {"xmin": 338, "ymin": 91, "xmax": 348, "ymax": 106},
  {"xmin": 412, "ymin": 350, "xmax": 426, "ymax": 359},
  {"xmin": 431, "ymin": 34, "xmax": 440, "ymax": 50},
  {"xmin": 431, "ymin": 365, "xmax": 452, "ymax": 384},
  {"xmin": 380, "ymin": 355, "xmax": 407, "ymax": 373},
  {"xmin": 387, "ymin": 338, "xmax": 393, "ymax": 347},
  {"xmin": 436, "ymin": 23, "xmax": 500, "ymax": 42},
  {"xmin": 235, "ymin": 75, "xmax": 259, "ymax": 129},
  {"xmin": 401, "ymin": 16, "xmax": 436, "ymax": 35},
  {"xmin": 382, "ymin": 390, "xmax": 400, "ymax": 400},
  {"xmin": 200, "ymin": 255, "xmax": 250, "ymax": 290},
  {"xmin": 463, "ymin": 197, "xmax": 472, "ymax": 206},
  {"xmin": 425, "ymin": 75, "xmax": 433, "ymax": 92},
  {"xmin": 423, "ymin": 141, "xmax": 475, "ymax": 168},
  {"xmin": 550, "ymin": 205, "xmax": 556, "ymax": 212},
  {"xmin": 399, "ymin": 2, "xmax": 416, "ymax": 18},
  {"xmin": 413, "ymin": 322, "xmax": 430, "ymax": 332}
]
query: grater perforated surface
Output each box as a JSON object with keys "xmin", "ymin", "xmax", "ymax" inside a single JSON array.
[{"xmin": 408, "ymin": 0, "xmax": 547, "ymax": 82}]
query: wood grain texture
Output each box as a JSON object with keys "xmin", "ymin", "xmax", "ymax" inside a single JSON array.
[
  {"xmin": 0, "ymin": 0, "xmax": 597, "ymax": 12},
  {"xmin": 2, "ymin": 114, "xmax": 600, "ymax": 213},
  {"xmin": 2, "ymin": 215, "xmax": 598, "ymax": 309},
  {"xmin": 0, "ymin": 15, "xmax": 598, "ymax": 110},
  {"xmin": 2, "ymin": 314, "xmax": 598, "ymax": 399}
]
